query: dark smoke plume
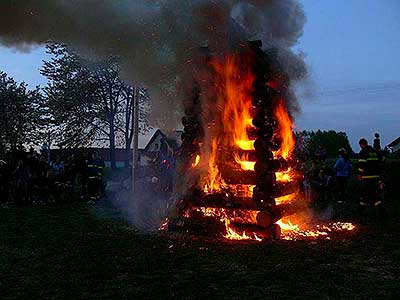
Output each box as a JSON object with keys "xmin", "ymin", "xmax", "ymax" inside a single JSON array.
[{"xmin": 0, "ymin": 0, "xmax": 307, "ymax": 125}]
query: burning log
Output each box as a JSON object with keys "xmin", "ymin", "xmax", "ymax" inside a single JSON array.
[{"xmin": 228, "ymin": 222, "xmax": 281, "ymax": 241}]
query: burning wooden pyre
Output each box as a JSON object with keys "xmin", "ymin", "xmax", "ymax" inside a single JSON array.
[{"xmin": 169, "ymin": 41, "xmax": 304, "ymax": 241}]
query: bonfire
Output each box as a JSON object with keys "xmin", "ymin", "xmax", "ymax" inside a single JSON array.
[{"xmin": 165, "ymin": 41, "xmax": 354, "ymax": 242}]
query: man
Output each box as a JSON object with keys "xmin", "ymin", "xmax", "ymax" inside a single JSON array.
[
  {"xmin": 373, "ymin": 133, "xmax": 381, "ymax": 152},
  {"xmin": 357, "ymin": 138, "xmax": 384, "ymax": 213}
]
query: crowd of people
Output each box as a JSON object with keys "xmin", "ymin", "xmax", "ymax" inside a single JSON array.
[
  {"xmin": 0, "ymin": 133, "xmax": 388, "ymax": 220},
  {"xmin": 303, "ymin": 133, "xmax": 386, "ymax": 218},
  {"xmin": 0, "ymin": 148, "xmax": 105, "ymax": 206}
]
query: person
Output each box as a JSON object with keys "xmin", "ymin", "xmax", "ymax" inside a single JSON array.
[
  {"xmin": 373, "ymin": 133, "xmax": 381, "ymax": 152},
  {"xmin": 0, "ymin": 159, "xmax": 9, "ymax": 203},
  {"xmin": 357, "ymin": 138, "xmax": 384, "ymax": 216},
  {"xmin": 86, "ymin": 152, "xmax": 105, "ymax": 202},
  {"xmin": 304, "ymin": 161, "xmax": 320, "ymax": 202},
  {"xmin": 334, "ymin": 148, "xmax": 352, "ymax": 204},
  {"xmin": 12, "ymin": 159, "xmax": 31, "ymax": 205},
  {"xmin": 315, "ymin": 145, "xmax": 326, "ymax": 161},
  {"xmin": 51, "ymin": 156, "xmax": 65, "ymax": 177}
]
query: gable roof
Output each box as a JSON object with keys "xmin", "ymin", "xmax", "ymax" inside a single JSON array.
[
  {"xmin": 138, "ymin": 128, "xmax": 159, "ymax": 150},
  {"xmin": 387, "ymin": 137, "xmax": 400, "ymax": 148}
]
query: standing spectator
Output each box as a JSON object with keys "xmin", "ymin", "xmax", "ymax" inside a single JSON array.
[
  {"xmin": 334, "ymin": 148, "xmax": 352, "ymax": 204},
  {"xmin": 86, "ymin": 152, "xmax": 105, "ymax": 202},
  {"xmin": 0, "ymin": 160, "xmax": 9, "ymax": 203},
  {"xmin": 51, "ymin": 156, "xmax": 65, "ymax": 177},
  {"xmin": 357, "ymin": 138, "xmax": 384, "ymax": 219},
  {"xmin": 373, "ymin": 133, "xmax": 381, "ymax": 152},
  {"xmin": 13, "ymin": 159, "xmax": 31, "ymax": 205},
  {"xmin": 315, "ymin": 145, "xmax": 327, "ymax": 161}
]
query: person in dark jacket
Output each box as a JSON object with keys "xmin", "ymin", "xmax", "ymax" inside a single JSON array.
[
  {"xmin": 373, "ymin": 133, "xmax": 381, "ymax": 152},
  {"xmin": 357, "ymin": 138, "xmax": 384, "ymax": 212}
]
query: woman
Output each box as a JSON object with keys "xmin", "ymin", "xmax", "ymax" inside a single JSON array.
[{"xmin": 334, "ymin": 148, "xmax": 352, "ymax": 203}]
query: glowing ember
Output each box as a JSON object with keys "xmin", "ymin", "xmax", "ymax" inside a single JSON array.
[
  {"xmin": 159, "ymin": 218, "xmax": 169, "ymax": 231},
  {"xmin": 225, "ymin": 184, "xmax": 255, "ymax": 198},
  {"xmin": 277, "ymin": 217, "xmax": 356, "ymax": 240}
]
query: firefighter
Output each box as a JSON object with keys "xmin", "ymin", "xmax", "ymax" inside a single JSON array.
[
  {"xmin": 357, "ymin": 138, "xmax": 385, "ymax": 216},
  {"xmin": 86, "ymin": 152, "xmax": 105, "ymax": 202}
]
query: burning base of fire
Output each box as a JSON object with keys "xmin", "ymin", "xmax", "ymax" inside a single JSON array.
[
  {"xmin": 277, "ymin": 218, "xmax": 355, "ymax": 241},
  {"xmin": 160, "ymin": 210, "xmax": 356, "ymax": 243}
]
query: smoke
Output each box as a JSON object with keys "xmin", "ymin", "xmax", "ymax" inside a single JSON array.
[
  {"xmin": 0, "ymin": 1, "xmax": 307, "ymax": 227},
  {"xmin": 0, "ymin": 0, "xmax": 307, "ymax": 123}
]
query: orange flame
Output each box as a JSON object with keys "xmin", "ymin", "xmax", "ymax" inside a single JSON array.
[
  {"xmin": 275, "ymin": 193, "xmax": 296, "ymax": 205},
  {"xmin": 197, "ymin": 208, "xmax": 262, "ymax": 242},
  {"xmin": 188, "ymin": 53, "xmax": 355, "ymax": 242},
  {"xmin": 203, "ymin": 139, "xmax": 225, "ymax": 193},
  {"xmin": 277, "ymin": 216, "xmax": 355, "ymax": 240},
  {"xmin": 274, "ymin": 98, "xmax": 295, "ymax": 159},
  {"xmin": 224, "ymin": 219, "xmax": 262, "ymax": 242},
  {"xmin": 192, "ymin": 155, "xmax": 201, "ymax": 168},
  {"xmin": 210, "ymin": 55, "xmax": 255, "ymax": 151},
  {"xmin": 201, "ymin": 54, "xmax": 255, "ymax": 193},
  {"xmin": 276, "ymin": 168, "xmax": 294, "ymax": 182},
  {"xmin": 233, "ymin": 153, "xmax": 255, "ymax": 171}
]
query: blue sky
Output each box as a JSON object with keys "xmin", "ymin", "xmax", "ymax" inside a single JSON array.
[
  {"xmin": 296, "ymin": 0, "xmax": 400, "ymax": 149},
  {"xmin": 0, "ymin": 0, "xmax": 399, "ymax": 150}
]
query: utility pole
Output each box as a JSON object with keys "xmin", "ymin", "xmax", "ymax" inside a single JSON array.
[{"xmin": 132, "ymin": 86, "xmax": 140, "ymax": 193}]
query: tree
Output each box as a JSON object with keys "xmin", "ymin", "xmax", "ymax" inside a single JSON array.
[
  {"xmin": 41, "ymin": 44, "xmax": 149, "ymax": 169},
  {"xmin": 298, "ymin": 130, "xmax": 353, "ymax": 159},
  {"xmin": 0, "ymin": 71, "xmax": 43, "ymax": 154}
]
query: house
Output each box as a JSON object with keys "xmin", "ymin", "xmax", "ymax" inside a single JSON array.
[
  {"xmin": 138, "ymin": 128, "xmax": 181, "ymax": 166},
  {"xmin": 387, "ymin": 137, "xmax": 400, "ymax": 153},
  {"xmin": 49, "ymin": 128, "xmax": 182, "ymax": 168}
]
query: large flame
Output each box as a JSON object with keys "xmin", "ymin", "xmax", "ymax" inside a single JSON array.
[
  {"xmin": 201, "ymin": 54, "xmax": 255, "ymax": 193},
  {"xmin": 274, "ymin": 98, "xmax": 295, "ymax": 160},
  {"xmin": 190, "ymin": 53, "xmax": 354, "ymax": 242},
  {"xmin": 203, "ymin": 139, "xmax": 226, "ymax": 193},
  {"xmin": 210, "ymin": 55, "xmax": 255, "ymax": 151}
]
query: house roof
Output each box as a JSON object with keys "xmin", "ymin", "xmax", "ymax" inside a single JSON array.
[
  {"xmin": 387, "ymin": 137, "xmax": 400, "ymax": 148},
  {"xmin": 138, "ymin": 128, "xmax": 159, "ymax": 150}
]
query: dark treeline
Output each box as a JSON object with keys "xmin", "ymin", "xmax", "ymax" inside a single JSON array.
[
  {"xmin": 0, "ymin": 43, "xmax": 149, "ymax": 169},
  {"xmin": 296, "ymin": 130, "xmax": 354, "ymax": 160}
]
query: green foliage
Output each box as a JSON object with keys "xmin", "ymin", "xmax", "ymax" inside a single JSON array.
[
  {"xmin": 41, "ymin": 43, "xmax": 150, "ymax": 168},
  {"xmin": 298, "ymin": 129, "xmax": 354, "ymax": 158},
  {"xmin": 0, "ymin": 71, "xmax": 43, "ymax": 153}
]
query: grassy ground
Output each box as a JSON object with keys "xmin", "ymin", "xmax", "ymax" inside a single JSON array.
[{"xmin": 1, "ymin": 203, "xmax": 399, "ymax": 300}]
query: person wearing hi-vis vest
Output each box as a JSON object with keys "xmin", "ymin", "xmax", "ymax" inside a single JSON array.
[{"xmin": 357, "ymin": 138, "xmax": 384, "ymax": 213}]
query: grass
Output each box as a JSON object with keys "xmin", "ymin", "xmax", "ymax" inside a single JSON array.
[{"xmin": 1, "ymin": 203, "xmax": 399, "ymax": 300}]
